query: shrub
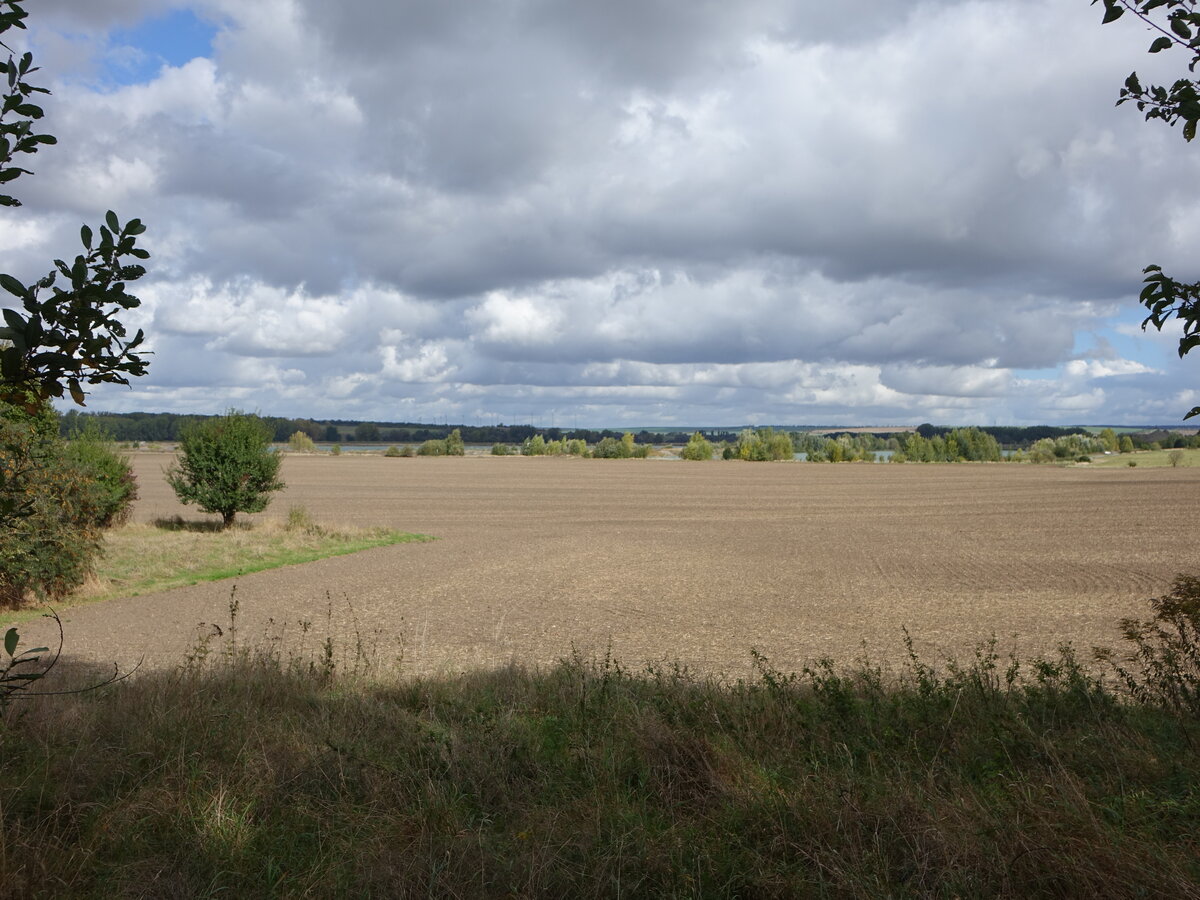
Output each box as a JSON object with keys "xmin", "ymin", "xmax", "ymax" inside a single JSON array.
[
  {"xmin": 331, "ymin": 444, "xmax": 342, "ymax": 456},
  {"xmin": 680, "ymin": 432, "xmax": 714, "ymax": 461},
  {"xmin": 445, "ymin": 429, "xmax": 465, "ymax": 456},
  {"xmin": 384, "ymin": 445, "xmax": 403, "ymax": 457},
  {"xmin": 491, "ymin": 442, "xmax": 513, "ymax": 456},
  {"xmin": 165, "ymin": 411, "xmax": 285, "ymax": 529},
  {"xmin": 417, "ymin": 439, "xmax": 446, "ymax": 456},
  {"xmin": 63, "ymin": 419, "xmax": 137, "ymax": 528},
  {"xmin": 1128, "ymin": 460, "xmax": 1138, "ymax": 467},
  {"xmin": 565, "ymin": 438, "xmax": 588, "ymax": 456},
  {"xmin": 591, "ymin": 436, "xmax": 626, "ymax": 458},
  {"xmin": 0, "ymin": 404, "xmax": 104, "ymax": 607},
  {"xmin": 521, "ymin": 435, "xmax": 547, "ymax": 456},
  {"xmin": 1097, "ymin": 574, "xmax": 1200, "ymax": 717},
  {"xmin": 1169, "ymin": 449, "xmax": 1185, "ymax": 467},
  {"xmin": 288, "ymin": 431, "xmax": 316, "ymax": 453},
  {"xmin": 1076, "ymin": 455, "xmax": 1091, "ymax": 464}
]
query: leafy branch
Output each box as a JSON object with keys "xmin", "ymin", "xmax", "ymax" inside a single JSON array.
[{"xmin": 1095, "ymin": 0, "xmax": 1200, "ymax": 417}]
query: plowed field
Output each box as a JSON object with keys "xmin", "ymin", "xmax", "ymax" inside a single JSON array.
[{"xmin": 24, "ymin": 453, "xmax": 1200, "ymax": 677}]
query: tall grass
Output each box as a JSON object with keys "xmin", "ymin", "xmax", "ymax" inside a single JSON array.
[{"xmin": 1, "ymin": 594, "xmax": 1199, "ymax": 898}]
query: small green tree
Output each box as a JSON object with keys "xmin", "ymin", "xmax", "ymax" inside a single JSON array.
[
  {"xmin": 165, "ymin": 411, "xmax": 284, "ymax": 528},
  {"xmin": 1120, "ymin": 435, "xmax": 1136, "ymax": 453},
  {"xmin": 287, "ymin": 430, "xmax": 316, "ymax": 453},
  {"xmin": 445, "ymin": 428, "xmax": 465, "ymax": 456}
]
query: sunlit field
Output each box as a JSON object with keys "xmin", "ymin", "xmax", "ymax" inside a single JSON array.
[{"xmin": 15, "ymin": 452, "xmax": 1198, "ymax": 678}]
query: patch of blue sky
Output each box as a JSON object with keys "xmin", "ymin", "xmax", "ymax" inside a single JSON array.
[
  {"xmin": 103, "ymin": 8, "xmax": 216, "ymax": 87},
  {"xmin": 1086, "ymin": 306, "xmax": 1169, "ymax": 367}
]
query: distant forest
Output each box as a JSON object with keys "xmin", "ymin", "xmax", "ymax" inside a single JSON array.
[{"xmin": 56, "ymin": 411, "xmax": 1194, "ymax": 450}]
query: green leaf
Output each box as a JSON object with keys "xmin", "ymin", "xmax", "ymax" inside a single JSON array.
[
  {"xmin": 1185, "ymin": 118, "xmax": 1197, "ymax": 141},
  {"xmin": 3, "ymin": 627, "xmax": 17, "ymax": 658},
  {"xmin": 105, "ymin": 210, "xmax": 119, "ymax": 232},
  {"xmin": 1171, "ymin": 15, "xmax": 1193, "ymax": 39},
  {"xmin": 1102, "ymin": 3, "xmax": 1124, "ymax": 24},
  {"xmin": 80, "ymin": 224, "xmax": 92, "ymax": 249},
  {"xmin": 1149, "ymin": 36, "xmax": 1174, "ymax": 53},
  {"xmin": 67, "ymin": 378, "xmax": 85, "ymax": 406},
  {"xmin": 0, "ymin": 273, "xmax": 26, "ymax": 297}
]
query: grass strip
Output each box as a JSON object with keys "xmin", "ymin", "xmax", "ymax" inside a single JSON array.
[
  {"xmin": 1087, "ymin": 447, "xmax": 1200, "ymax": 468},
  {"xmin": 0, "ymin": 517, "xmax": 432, "ymax": 624}
]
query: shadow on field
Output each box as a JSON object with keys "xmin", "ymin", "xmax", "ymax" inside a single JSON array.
[{"xmin": 151, "ymin": 515, "xmax": 230, "ymax": 533}]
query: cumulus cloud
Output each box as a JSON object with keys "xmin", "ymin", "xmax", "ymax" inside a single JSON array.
[{"xmin": 5, "ymin": 0, "xmax": 1199, "ymax": 425}]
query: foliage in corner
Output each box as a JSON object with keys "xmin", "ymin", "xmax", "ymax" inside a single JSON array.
[
  {"xmin": 1095, "ymin": 0, "xmax": 1200, "ymax": 417},
  {"xmin": 0, "ymin": 0, "xmax": 56, "ymax": 208},
  {"xmin": 166, "ymin": 411, "xmax": 285, "ymax": 529}
]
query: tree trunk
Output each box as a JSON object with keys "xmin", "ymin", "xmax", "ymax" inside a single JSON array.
[{"xmin": 222, "ymin": 510, "xmax": 236, "ymax": 529}]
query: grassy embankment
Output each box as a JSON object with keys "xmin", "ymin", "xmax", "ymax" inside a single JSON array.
[
  {"xmin": 2, "ymin": 582, "xmax": 1199, "ymax": 897},
  {"xmin": 0, "ymin": 507, "xmax": 431, "ymax": 624}
]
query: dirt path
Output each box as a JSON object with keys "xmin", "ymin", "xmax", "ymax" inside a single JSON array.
[{"xmin": 18, "ymin": 454, "xmax": 1200, "ymax": 678}]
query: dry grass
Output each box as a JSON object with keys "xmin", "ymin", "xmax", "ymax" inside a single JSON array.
[{"xmin": 1, "ymin": 622, "xmax": 1198, "ymax": 898}]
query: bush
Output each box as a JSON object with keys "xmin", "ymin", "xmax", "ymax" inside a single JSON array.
[
  {"xmin": 331, "ymin": 444, "xmax": 342, "ymax": 456},
  {"xmin": 165, "ymin": 411, "xmax": 285, "ymax": 529},
  {"xmin": 565, "ymin": 438, "xmax": 588, "ymax": 456},
  {"xmin": 0, "ymin": 404, "xmax": 104, "ymax": 607},
  {"xmin": 384, "ymin": 445, "xmax": 403, "ymax": 458},
  {"xmin": 417, "ymin": 439, "xmax": 446, "ymax": 456},
  {"xmin": 445, "ymin": 429, "xmax": 465, "ymax": 456},
  {"xmin": 491, "ymin": 442, "xmax": 513, "ymax": 456},
  {"xmin": 1169, "ymin": 449, "xmax": 1185, "ymax": 467},
  {"xmin": 680, "ymin": 432, "xmax": 714, "ymax": 461},
  {"xmin": 63, "ymin": 419, "xmax": 137, "ymax": 528},
  {"xmin": 734, "ymin": 428, "xmax": 793, "ymax": 461},
  {"xmin": 288, "ymin": 431, "xmax": 316, "ymax": 453},
  {"xmin": 521, "ymin": 435, "xmax": 547, "ymax": 456},
  {"xmin": 1097, "ymin": 574, "xmax": 1200, "ymax": 717},
  {"xmin": 591, "ymin": 436, "xmax": 626, "ymax": 458}
]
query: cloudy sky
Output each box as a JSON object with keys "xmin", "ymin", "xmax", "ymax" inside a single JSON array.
[{"xmin": 4, "ymin": 0, "xmax": 1199, "ymax": 427}]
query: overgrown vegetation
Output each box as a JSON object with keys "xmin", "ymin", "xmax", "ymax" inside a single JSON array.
[{"xmin": 2, "ymin": 588, "xmax": 1199, "ymax": 896}]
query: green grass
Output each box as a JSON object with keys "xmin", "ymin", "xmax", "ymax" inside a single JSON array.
[
  {"xmin": 1, "ymin": 603, "xmax": 1199, "ymax": 897},
  {"xmin": 0, "ymin": 513, "xmax": 431, "ymax": 625},
  {"xmin": 1087, "ymin": 448, "xmax": 1200, "ymax": 468}
]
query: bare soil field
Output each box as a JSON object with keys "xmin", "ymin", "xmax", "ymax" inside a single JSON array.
[{"xmin": 21, "ymin": 454, "xmax": 1200, "ymax": 678}]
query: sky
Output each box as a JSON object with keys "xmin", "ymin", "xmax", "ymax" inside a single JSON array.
[{"xmin": 3, "ymin": 0, "xmax": 1200, "ymax": 427}]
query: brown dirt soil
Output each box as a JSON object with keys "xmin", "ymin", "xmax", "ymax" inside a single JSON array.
[{"xmin": 18, "ymin": 454, "xmax": 1200, "ymax": 678}]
